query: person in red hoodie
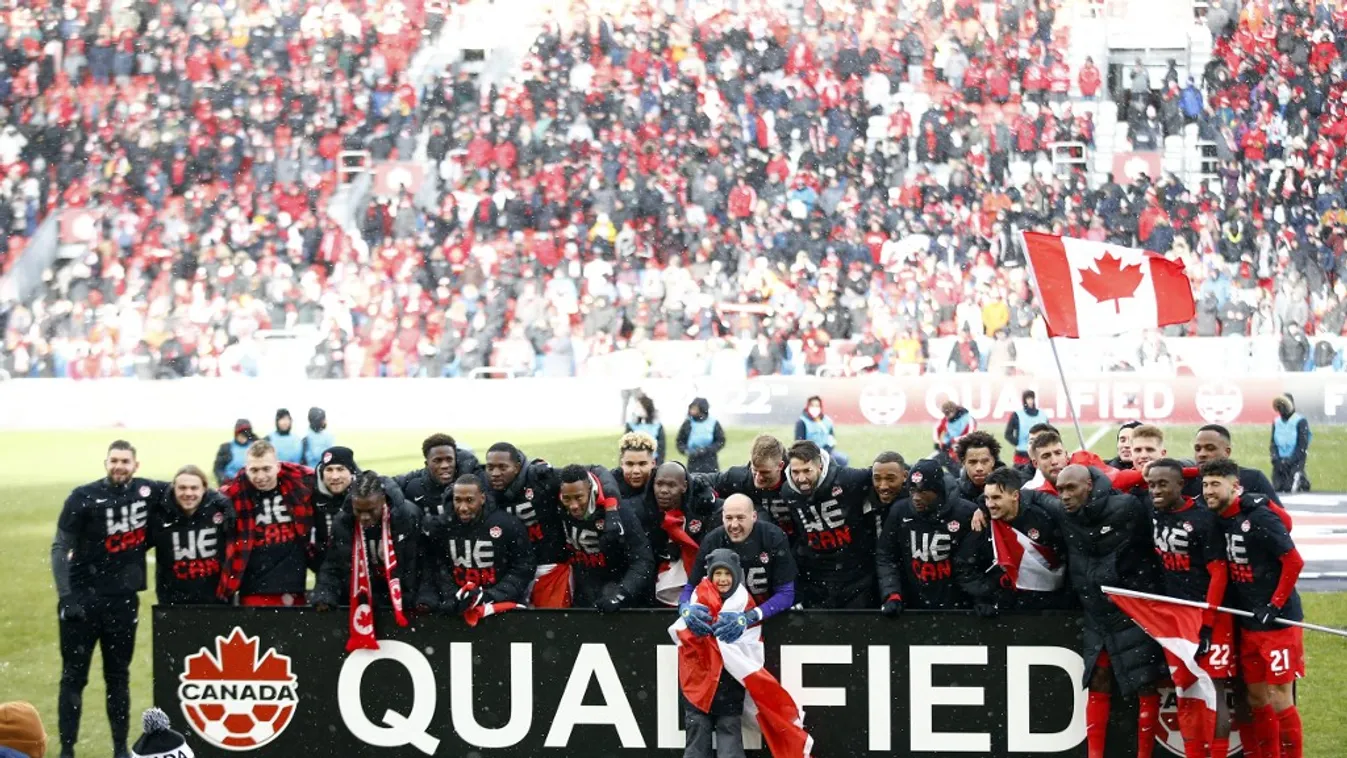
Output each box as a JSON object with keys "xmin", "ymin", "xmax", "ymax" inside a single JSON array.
[{"xmin": 1078, "ymin": 56, "xmax": 1102, "ymax": 99}]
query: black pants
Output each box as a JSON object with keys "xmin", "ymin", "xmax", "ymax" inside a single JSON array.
[
  {"xmin": 1272, "ymin": 458, "xmax": 1310, "ymax": 493},
  {"xmin": 684, "ymin": 708, "xmax": 744, "ymax": 758},
  {"xmin": 59, "ymin": 594, "xmax": 139, "ymax": 753}
]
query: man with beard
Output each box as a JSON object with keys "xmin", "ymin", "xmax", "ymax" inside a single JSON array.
[
  {"xmin": 1106, "ymin": 420, "xmax": 1143, "ymax": 470},
  {"xmin": 1003, "ymin": 390, "xmax": 1045, "ymax": 466},
  {"xmin": 52, "ymin": 441, "xmax": 168, "ymax": 758},
  {"xmin": 150, "ymin": 465, "xmax": 233, "ymax": 605},
  {"xmin": 217, "ymin": 440, "xmax": 319, "ymax": 607},
  {"xmin": 558, "ymin": 464, "xmax": 654, "ymax": 611},
  {"xmin": 876, "ymin": 459, "xmax": 981, "ymax": 615},
  {"xmin": 1055, "ymin": 464, "xmax": 1167, "ymax": 758},
  {"xmin": 781, "ymin": 441, "xmax": 878, "ymax": 608},
  {"xmin": 954, "ymin": 431, "xmax": 1007, "ymax": 504},
  {"xmin": 614, "ymin": 431, "xmax": 657, "ymax": 500},
  {"xmin": 701, "ymin": 435, "xmax": 793, "ymax": 539},
  {"xmin": 395, "ymin": 434, "xmax": 483, "ymax": 517},
  {"xmin": 481, "ymin": 442, "xmax": 568, "ymax": 605},
  {"xmin": 312, "ymin": 446, "xmax": 358, "ymax": 561},
  {"xmin": 419, "ymin": 475, "xmax": 534, "ymax": 614},
  {"xmin": 868, "ymin": 452, "xmax": 909, "ymax": 529},
  {"xmin": 1190, "ymin": 424, "xmax": 1280, "ymax": 504},
  {"xmin": 1017, "ymin": 423, "xmax": 1059, "ymax": 481},
  {"xmin": 1024, "ymin": 430, "xmax": 1070, "ymax": 492},
  {"xmin": 1146, "ymin": 459, "xmax": 1233, "ymax": 758},
  {"xmin": 627, "ymin": 461, "xmax": 721, "ymax": 604},
  {"xmin": 962, "ymin": 467, "xmax": 1073, "ymax": 613},
  {"xmin": 680, "ymin": 494, "xmax": 797, "ymax": 633},
  {"xmin": 1204, "ymin": 459, "xmax": 1306, "ymax": 758},
  {"xmin": 312, "ymin": 471, "xmax": 423, "ymax": 617}
]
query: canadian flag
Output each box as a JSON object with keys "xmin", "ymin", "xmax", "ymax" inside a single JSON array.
[
  {"xmin": 1109, "ymin": 593, "xmax": 1217, "ymax": 756},
  {"xmin": 1022, "ymin": 232, "xmax": 1195, "ymax": 338},
  {"xmin": 990, "ymin": 521, "xmax": 1065, "ymax": 591}
]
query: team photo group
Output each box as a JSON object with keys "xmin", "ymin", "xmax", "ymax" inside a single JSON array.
[{"xmin": 46, "ymin": 395, "xmax": 1310, "ymax": 758}]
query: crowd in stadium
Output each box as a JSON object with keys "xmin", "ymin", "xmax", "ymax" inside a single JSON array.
[
  {"xmin": 54, "ymin": 410, "xmax": 1310, "ymax": 758},
  {"xmin": 4, "ymin": 0, "xmax": 1347, "ymax": 379}
]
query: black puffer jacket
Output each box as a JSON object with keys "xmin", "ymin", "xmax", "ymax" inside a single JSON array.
[
  {"xmin": 311, "ymin": 478, "xmax": 423, "ymax": 609},
  {"xmin": 394, "ymin": 447, "xmax": 483, "ymax": 516},
  {"xmin": 1058, "ymin": 468, "xmax": 1167, "ymax": 695}
]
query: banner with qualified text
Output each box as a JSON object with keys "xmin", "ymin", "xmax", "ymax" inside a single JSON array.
[{"xmin": 152, "ymin": 607, "xmax": 1231, "ymax": 757}]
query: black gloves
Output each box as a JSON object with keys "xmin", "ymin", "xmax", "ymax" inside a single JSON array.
[
  {"xmin": 1195, "ymin": 625, "xmax": 1213, "ymax": 659},
  {"xmin": 1253, "ymin": 603, "xmax": 1282, "ymax": 626},
  {"xmin": 974, "ymin": 602, "xmax": 999, "ymax": 618},
  {"xmin": 58, "ymin": 598, "xmax": 86, "ymax": 622},
  {"xmin": 880, "ymin": 594, "xmax": 904, "ymax": 617},
  {"xmin": 595, "ymin": 592, "xmax": 626, "ymax": 613}
]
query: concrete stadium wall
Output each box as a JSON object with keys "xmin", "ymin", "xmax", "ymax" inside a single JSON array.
[{"xmin": 2, "ymin": 374, "xmax": 1343, "ymax": 431}]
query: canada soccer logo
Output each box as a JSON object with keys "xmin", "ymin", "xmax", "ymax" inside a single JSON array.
[
  {"xmin": 178, "ymin": 627, "xmax": 298, "ymax": 751},
  {"xmin": 489, "ymin": 526, "xmax": 502, "ymax": 538},
  {"xmin": 1194, "ymin": 382, "xmax": 1244, "ymax": 424}
]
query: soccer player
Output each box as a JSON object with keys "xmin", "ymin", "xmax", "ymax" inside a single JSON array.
[
  {"xmin": 1145, "ymin": 459, "xmax": 1233, "ymax": 757},
  {"xmin": 613, "ymin": 431, "xmax": 657, "ymax": 500},
  {"xmin": 149, "ymin": 465, "xmax": 233, "ymax": 605},
  {"xmin": 51, "ymin": 440, "xmax": 167, "ymax": 758},
  {"xmin": 216, "ymin": 440, "xmax": 319, "ymax": 606},
  {"xmin": 1191, "ymin": 424, "xmax": 1280, "ymax": 504},
  {"xmin": 681, "ymin": 494, "xmax": 797, "ymax": 628},
  {"xmin": 312, "ymin": 471, "xmax": 423, "ymax": 613},
  {"xmin": 395, "ymin": 434, "xmax": 483, "ymax": 516},
  {"xmin": 867, "ymin": 451, "xmax": 909, "ymax": 527},
  {"xmin": 1203, "ymin": 459, "xmax": 1306, "ymax": 758},
  {"xmin": 781, "ymin": 441, "xmax": 879, "ymax": 608},
  {"xmin": 1127, "ymin": 424, "xmax": 1167, "ymax": 474},
  {"xmin": 1015, "ymin": 422, "xmax": 1059, "ymax": 481},
  {"xmin": 964, "ymin": 467, "xmax": 1074, "ymax": 613},
  {"xmin": 418, "ymin": 475, "xmax": 535, "ymax": 613},
  {"xmin": 1024, "ymin": 430, "xmax": 1070, "ymax": 492},
  {"xmin": 954, "ymin": 431, "xmax": 1005, "ymax": 504},
  {"xmin": 1055, "ymin": 464, "xmax": 1168, "ymax": 758},
  {"xmin": 624, "ymin": 462, "xmax": 721, "ymax": 603},
  {"xmin": 558, "ymin": 464, "xmax": 654, "ymax": 611},
  {"xmin": 875, "ymin": 459, "xmax": 981, "ymax": 615},
  {"xmin": 1003, "ymin": 390, "xmax": 1045, "ymax": 467},
  {"xmin": 482, "ymin": 442, "xmax": 569, "ymax": 607},
  {"xmin": 700, "ymin": 435, "xmax": 793, "ymax": 538},
  {"xmin": 1107, "ymin": 420, "xmax": 1143, "ymax": 469},
  {"xmin": 312, "ymin": 446, "xmax": 358, "ymax": 561}
]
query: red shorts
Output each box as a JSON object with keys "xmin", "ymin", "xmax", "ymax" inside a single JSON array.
[
  {"xmin": 1239, "ymin": 626, "xmax": 1305, "ymax": 685},
  {"xmin": 1199, "ymin": 613, "xmax": 1237, "ymax": 679}
]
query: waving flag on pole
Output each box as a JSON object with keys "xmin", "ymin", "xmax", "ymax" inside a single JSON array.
[
  {"xmin": 670, "ymin": 579, "xmax": 814, "ymax": 758},
  {"xmin": 1022, "ymin": 231, "xmax": 1195, "ymax": 338},
  {"xmin": 1109, "ymin": 593, "xmax": 1217, "ymax": 756},
  {"xmin": 991, "ymin": 521, "xmax": 1065, "ymax": 591}
]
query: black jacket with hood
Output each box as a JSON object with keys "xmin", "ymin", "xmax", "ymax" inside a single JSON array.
[
  {"xmin": 394, "ymin": 447, "xmax": 484, "ymax": 517},
  {"xmin": 149, "ymin": 487, "xmax": 234, "ymax": 605},
  {"xmin": 621, "ymin": 461, "xmax": 722, "ymax": 562},
  {"xmin": 560, "ymin": 466, "xmax": 656, "ymax": 607},
  {"xmin": 312, "ymin": 453, "xmax": 359, "ymax": 562},
  {"xmin": 782, "ymin": 451, "xmax": 879, "ymax": 607},
  {"xmin": 1056, "ymin": 467, "xmax": 1167, "ymax": 695},
  {"xmin": 418, "ymin": 504, "xmax": 535, "ymax": 609},
  {"xmin": 311, "ymin": 477, "xmax": 424, "ymax": 609},
  {"xmin": 876, "ymin": 467, "xmax": 981, "ymax": 610},
  {"xmin": 486, "ymin": 447, "xmax": 567, "ymax": 565}
]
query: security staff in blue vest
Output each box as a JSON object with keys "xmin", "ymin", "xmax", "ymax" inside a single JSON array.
[
  {"xmin": 212, "ymin": 419, "xmax": 256, "ymax": 485},
  {"xmin": 1002, "ymin": 390, "xmax": 1044, "ymax": 467},
  {"xmin": 267, "ymin": 409, "xmax": 305, "ymax": 464},
  {"xmin": 1270, "ymin": 394, "xmax": 1311, "ymax": 493},
  {"xmin": 301, "ymin": 407, "xmax": 335, "ymax": 469},
  {"xmin": 794, "ymin": 395, "xmax": 849, "ymax": 467},
  {"xmin": 625, "ymin": 392, "xmax": 667, "ymax": 463},
  {"xmin": 677, "ymin": 397, "xmax": 726, "ymax": 474}
]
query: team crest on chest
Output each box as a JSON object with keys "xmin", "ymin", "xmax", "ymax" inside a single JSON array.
[
  {"xmin": 595, "ymin": 519, "xmax": 605, "ymax": 530},
  {"xmin": 948, "ymin": 520, "xmax": 961, "ymax": 533},
  {"xmin": 140, "ymin": 486, "xmax": 152, "ymax": 498},
  {"xmin": 1241, "ymin": 521, "xmax": 1251, "ymax": 532},
  {"xmin": 688, "ymin": 520, "xmax": 702, "ymax": 533},
  {"xmin": 524, "ymin": 488, "xmax": 534, "ymax": 501},
  {"xmin": 832, "ymin": 486, "xmax": 843, "ymax": 497},
  {"xmin": 759, "ymin": 552, "xmax": 769, "ymax": 564},
  {"xmin": 1027, "ymin": 528, "xmax": 1040, "ymax": 541},
  {"xmin": 1182, "ymin": 522, "xmax": 1193, "ymax": 532},
  {"xmin": 489, "ymin": 526, "xmax": 502, "ymax": 538},
  {"xmin": 213, "ymin": 512, "xmax": 225, "ymax": 525}
]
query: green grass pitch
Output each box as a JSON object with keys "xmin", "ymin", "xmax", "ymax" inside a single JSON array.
[{"xmin": 2, "ymin": 425, "xmax": 1344, "ymax": 756}]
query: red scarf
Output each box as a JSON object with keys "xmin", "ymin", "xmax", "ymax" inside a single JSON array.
[{"xmin": 347, "ymin": 504, "xmax": 408, "ymax": 652}]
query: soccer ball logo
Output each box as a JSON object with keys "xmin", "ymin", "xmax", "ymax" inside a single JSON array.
[{"xmin": 178, "ymin": 627, "xmax": 299, "ymax": 750}]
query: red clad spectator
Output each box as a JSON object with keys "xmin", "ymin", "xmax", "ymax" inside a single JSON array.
[
  {"xmin": 1078, "ymin": 56, "xmax": 1101, "ymax": 97},
  {"xmin": 727, "ymin": 179, "xmax": 757, "ymax": 220},
  {"xmin": 988, "ymin": 65, "xmax": 1011, "ymax": 103},
  {"xmin": 1049, "ymin": 59, "xmax": 1071, "ymax": 96}
]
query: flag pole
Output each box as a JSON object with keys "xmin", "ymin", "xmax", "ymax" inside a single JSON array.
[
  {"xmin": 1102, "ymin": 585, "xmax": 1347, "ymax": 639},
  {"xmin": 1017, "ymin": 229, "xmax": 1088, "ymax": 452}
]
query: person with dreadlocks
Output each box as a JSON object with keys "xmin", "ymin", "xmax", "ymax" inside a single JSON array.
[
  {"xmin": 216, "ymin": 440, "xmax": 319, "ymax": 607},
  {"xmin": 312, "ymin": 471, "xmax": 422, "ymax": 650}
]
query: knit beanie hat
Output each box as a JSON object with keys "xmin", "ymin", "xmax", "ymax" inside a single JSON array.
[
  {"xmin": 131, "ymin": 709, "xmax": 193, "ymax": 758},
  {"xmin": 0, "ymin": 701, "xmax": 46, "ymax": 758},
  {"xmin": 318, "ymin": 446, "xmax": 359, "ymax": 475}
]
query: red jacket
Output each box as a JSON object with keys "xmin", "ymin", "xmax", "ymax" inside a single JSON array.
[{"xmin": 1078, "ymin": 64, "xmax": 1101, "ymax": 96}]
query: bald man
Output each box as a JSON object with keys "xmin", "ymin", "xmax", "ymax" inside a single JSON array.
[
  {"xmin": 680, "ymin": 494, "xmax": 797, "ymax": 625},
  {"xmin": 624, "ymin": 461, "xmax": 721, "ymax": 606},
  {"xmin": 1055, "ymin": 463, "xmax": 1168, "ymax": 758}
]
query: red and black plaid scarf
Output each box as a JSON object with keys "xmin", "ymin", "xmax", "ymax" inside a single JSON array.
[{"xmin": 217, "ymin": 462, "xmax": 314, "ymax": 600}]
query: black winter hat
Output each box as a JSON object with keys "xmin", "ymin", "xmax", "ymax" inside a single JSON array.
[
  {"xmin": 308, "ymin": 406, "xmax": 327, "ymax": 429},
  {"xmin": 908, "ymin": 459, "xmax": 944, "ymax": 493},
  {"xmin": 276, "ymin": 408, "xmax": 291, "ymax": 423},
  {"xmin": 131, "ymin": 708, "xmax": 194, "ymax": 758},
  {"xmin": 233, "ymin": 419, "xmax": 253, "ymax": 435},
  {"xmin": 318, "ymin": 446, "xmax": 358, "ymax": 475}
]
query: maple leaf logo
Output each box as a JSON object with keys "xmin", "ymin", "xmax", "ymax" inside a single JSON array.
[
  {"xmin": 1077, "ymin": 252, "xmax": 1144, "ymax": 314},
  {"xmin": 183, "ymin": 627, "xmax": 293, "ymax": 681},
  {"xmin": 179, "ymin": 627, "xmax": 299, "ymax": 751}
]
